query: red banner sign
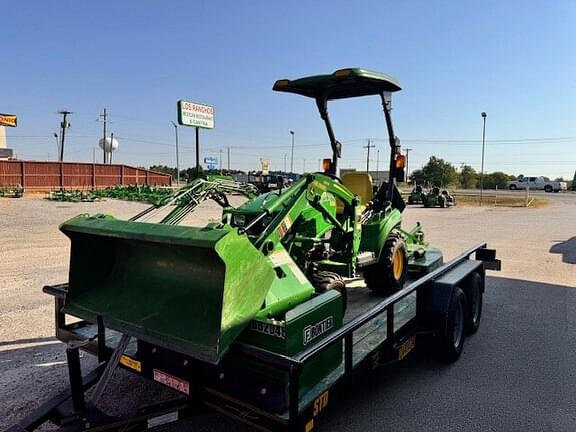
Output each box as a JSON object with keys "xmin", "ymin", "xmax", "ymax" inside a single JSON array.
[{"xmin": 0, "ymin": 114, "xmax": 17, "ymax": 127}]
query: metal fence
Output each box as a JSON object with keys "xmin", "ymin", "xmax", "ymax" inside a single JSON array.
[{"xmin": 0, "ymin": 161, "xmax": 172, "ymax": 192}]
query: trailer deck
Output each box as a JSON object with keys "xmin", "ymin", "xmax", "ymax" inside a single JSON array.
[{"xmin": 9, "ymin": 243, "xmax": 499, "ymax": 432}]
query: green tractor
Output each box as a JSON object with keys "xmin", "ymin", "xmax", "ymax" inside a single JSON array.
[{"xmin": 57, "ymin": 68, "xmax": 441, "ymax": 400}]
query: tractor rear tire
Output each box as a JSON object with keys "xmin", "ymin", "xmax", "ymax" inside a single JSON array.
[
  {"xmin": 311, "ymin": 270, "xmax": 347, "ymax": 313},
  {"xmin": 364, "ymin": 232, "xmax": 408, "ymax": 294}
]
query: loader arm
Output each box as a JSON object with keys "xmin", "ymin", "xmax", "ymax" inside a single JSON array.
[{"xmin": 251, "ymin": 174, "xmax": 362, "ymax": 255}]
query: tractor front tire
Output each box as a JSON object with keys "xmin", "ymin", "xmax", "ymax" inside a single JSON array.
[{"xmin": 365, "ymin": 232, "xmax": 408, "ymax": 294}]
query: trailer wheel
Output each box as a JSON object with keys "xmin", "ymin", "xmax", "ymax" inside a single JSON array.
[
  {"xmin": 463, "ymin": 272, "xmax": 483, "ymax": 335},
  {"xmin": 438, "ymin": 287, "xmax": 466, "ymax": 362},
  {"xmin": 365, "ymin": 232, "xmax": 408, "ymax": 294},
  {"xmin": 311, "ymin": 270, "xmax": 347, "ymax": 312}
]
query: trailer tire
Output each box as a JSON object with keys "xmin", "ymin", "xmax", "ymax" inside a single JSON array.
[
  {"xmin": 365, "ymin": 232, "xmax": 408, "ymax": 294},
  {"xmin": 463, "ymin": 272, "xmax": 483, "ymax": 335},
  {"xmin": 311, "ymin": 270, "xmax": 347, "ymax": 312},
  {"xmin": 438, "ymin": 287, "xmax": 466, "ymax": 362}
]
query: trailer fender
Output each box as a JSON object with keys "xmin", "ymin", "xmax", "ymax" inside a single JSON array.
[{"xmin": 418, "ymin": 260, "xmax": 484, "ymax": 329}]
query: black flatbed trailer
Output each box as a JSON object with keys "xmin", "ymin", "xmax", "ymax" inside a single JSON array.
[{"xmin": 9, "ymin": 243, "xmax": 499, "ymax": 432}]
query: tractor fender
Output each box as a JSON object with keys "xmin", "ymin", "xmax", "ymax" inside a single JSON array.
[{"xmin": 359, "ymin": 208, "xmax": 403, "ymax": 260}]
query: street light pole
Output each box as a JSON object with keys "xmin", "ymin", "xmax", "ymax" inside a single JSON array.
[
  {"xmin": 289, "ymin": 130, "xmax": 295, "ymax": 173},
  {"xmin": 53, "ymin": 133, "xmax": 60, "ymax": 159},
  {"xmin": 170, "ymin": 121, "xmax": 180, "ymax": 185},
  {"xmin": 480, "ymin": 112, "xmax": 487, "ymax": 206}
]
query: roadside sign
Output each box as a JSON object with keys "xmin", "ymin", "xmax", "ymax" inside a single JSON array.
[
  {"xmin": 0, "ymin": 114, "xmax": 17, "ymax": 127},
  {"xmin": 177, "ymin": 101, "xmax": 214, "ymax": 129},
  {"xmin": 204, "ymin": 157, "xmax": 218, "ymax": 170}
]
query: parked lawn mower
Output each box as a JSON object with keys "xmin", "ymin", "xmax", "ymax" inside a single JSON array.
[
  {"xmin": 407, "ymin": 185, "xmax": 424, "ymax": 204},
  {"xmin": 423, "ymin": 186, "xmax": 456, "ymax": 208},
  {"xmin": 0, "ymin": 185, "xmax": 23, "ymax": 198},
  {"xmin": 19, "ymin": 68, "xmax": 500, "ymax": 432}
]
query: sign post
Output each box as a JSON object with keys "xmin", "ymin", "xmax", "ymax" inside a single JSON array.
[
  {"xmin": 177, "ymin": 101, "xmax": 214, "ymax": 179},
  {"xmin": 0, "ymin": 114, "xmax": 17, "ymax": 159}
]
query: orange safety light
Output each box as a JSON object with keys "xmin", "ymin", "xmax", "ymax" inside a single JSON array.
[
  {"xmin": 322, "ymin": 158, "xmax": 333, "ymax": 172},
  {"xmin": 395, "ymin": 154, "xmax": 406, "ymax": 169}
]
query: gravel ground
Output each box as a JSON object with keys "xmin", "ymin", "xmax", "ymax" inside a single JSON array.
[{"xmin": 1, "ymin": 193, "xmax": 575, "ymax": 430}]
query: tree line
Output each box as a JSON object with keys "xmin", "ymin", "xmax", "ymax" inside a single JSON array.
[{"xmin": 410, "ymin": 156, "xmax": 573, "ymax": 190}]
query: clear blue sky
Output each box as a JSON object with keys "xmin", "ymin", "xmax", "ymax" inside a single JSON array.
[{"xmin": 3, "ymin": 0, "xmax": 575, "ymax": 178}]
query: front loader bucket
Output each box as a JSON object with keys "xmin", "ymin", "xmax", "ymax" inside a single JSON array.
[{"xmin": 60, "ymin": 214, "xmax": 275, "ymax": 364}]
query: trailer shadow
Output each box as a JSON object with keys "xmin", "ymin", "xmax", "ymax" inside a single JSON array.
[
  {"xmin": 549, "ymin": 236, "xmax": 576, "ymax": 264},
  {"xmin": 0, "ymin": 340, "xmax": 73, "ymax": 430},
  {"xmin": 319, "ymin": 275, "xmax": 576, "ymax": 432}
]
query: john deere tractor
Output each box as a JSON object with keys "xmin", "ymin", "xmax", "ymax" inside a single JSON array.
[{"xmin": 58, "ymin": 68, "xmax": 437, "ymax": 386}]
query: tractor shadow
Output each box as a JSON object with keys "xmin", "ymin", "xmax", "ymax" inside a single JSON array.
[{"xmin": 549, "ymin": 236, "xmax": 576, "ymax": 264}]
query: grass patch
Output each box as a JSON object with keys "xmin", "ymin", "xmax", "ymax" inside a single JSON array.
[{"xmin": 455, "ymin": 194, "xmax": 548, "ymax": 208}]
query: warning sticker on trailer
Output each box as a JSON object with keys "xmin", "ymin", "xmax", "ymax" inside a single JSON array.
[
  {"xmin": 120, "ymin": 355, "xmax": 142, "ymax": 372},
  {"xmin": 153, "ymin": 369, "xmax": 190, "ymax": 395}
]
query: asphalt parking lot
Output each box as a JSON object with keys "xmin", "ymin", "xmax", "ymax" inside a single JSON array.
[{"xmin": 1, "ymin": 193, "xmax": 575, "ymax": 431}]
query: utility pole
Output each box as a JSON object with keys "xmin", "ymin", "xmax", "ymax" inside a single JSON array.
[
  {"xmin": 219, "ymin": 149, "xmax": 223, "ymax": 174},
  {"xmin": 363, "ymin": 139, "xmax": 376, "ymax": 172},
  {"xmin": 376, "ymin": 149, "xmax": 380, "ymax": 183},
  {"xmin": 227, "ymin": 147, "xmax": 231, "ymax": 172},
  {"xmin": 284, "ymin": 154, "xmax": 287, "ymax": 173},
  {"xmin": 289, "ymin": 130, "xmax": 295, "ymax": 173},
  {"xmin": 99, "ymin": 108, "xmax": 107, "ymax": 164},
  {"xmin": 93, "ymin": 147, "xmax": 96, "ymax": 163},
  {"xmin": 405, "ymin": 148, "xmax": 412, "ymax": 183},
  {"xmin": 480, "ymin": 112, "xmax": 487, "ymax": 206},
  {"xmin": 58, "ymin": 110, "xmax": 73, "ymax": 162},
  {"xmin": 170, "ymin": 121, "xmax": 180, "ymax": 185}
]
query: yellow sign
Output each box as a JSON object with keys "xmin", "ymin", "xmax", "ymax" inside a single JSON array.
[
  {"xmin": 0, "ymin": 114, "xmax": 17, "ymax": 127},
  {"xmin": 120, "ymin": 355, "xmax": 142, "ymax": 372}
]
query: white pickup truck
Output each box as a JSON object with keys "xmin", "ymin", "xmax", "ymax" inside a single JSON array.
[{"xmin": 507, "ymin": 176, "xmax": 567, "ymax": 192}]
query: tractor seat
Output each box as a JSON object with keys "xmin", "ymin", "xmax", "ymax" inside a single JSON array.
[{"xmin": 336, "ymin": 172, "xmax": 373, "ymax": 214}]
